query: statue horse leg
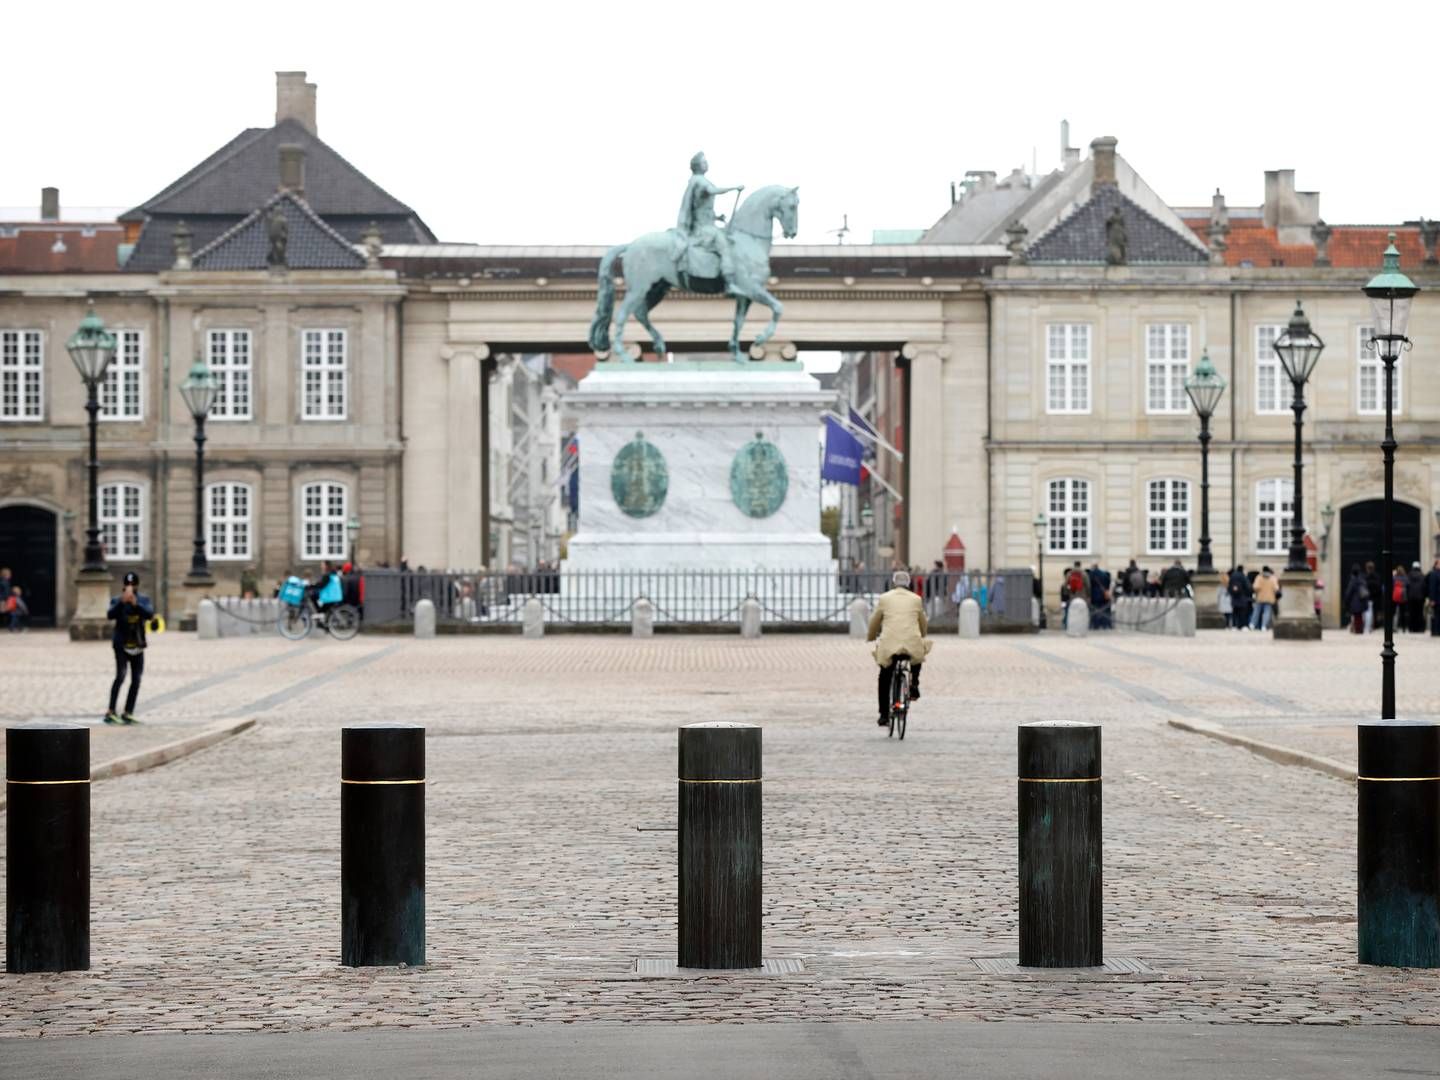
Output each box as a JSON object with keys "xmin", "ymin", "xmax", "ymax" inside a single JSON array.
[
  {"xmin": 729, "ymin": 298, "xmax": 752, "ymax": 363},
  {"xmin": 610, "ymin": 284, "xmax": 647, "ymax": 362},
  {"xmin": 749, "ymin": 284, "xmax": 784, "ymax": 350},
  {"xmin": 633, "ymin": 281, "xmax": 671, "ymax": 357}
]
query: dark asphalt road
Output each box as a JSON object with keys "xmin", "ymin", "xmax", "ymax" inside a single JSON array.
[{"xmin": 2, "ymin": 1021, "xmax": 1438, "ymax": 1079}]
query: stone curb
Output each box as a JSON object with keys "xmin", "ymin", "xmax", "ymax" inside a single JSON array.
[
  {"xmin": 0, "ymin": 717, "xmax": 257, "ymax": 812},
  {"xmin": 1166, "ymin": 717, "xmax": 1355, "ymax": 783}
]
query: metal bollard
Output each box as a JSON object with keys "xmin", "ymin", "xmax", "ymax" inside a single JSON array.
[
  {"xmin": 7, "ymin": 722, "xmax": 89, "ymax": 973},
  {"xmin": 1018, "ymin": 721, "xmax": 1102, "ymax": 967},
  {"xmin": 341, "ymin": 723, "xmax": 425, "ymax": 967},
  {"xmin": 678, "ymin": 722, "xmax": 761, "ymax": 969},
  {"xmin": 1358, "ymin": 719, "xmax": 1440, "ymax": 967}
]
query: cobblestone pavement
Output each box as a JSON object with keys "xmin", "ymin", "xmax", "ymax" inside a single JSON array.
[{"xmin": 2, "ymin": 629, "xmax": 1439, "ymax": 1037}]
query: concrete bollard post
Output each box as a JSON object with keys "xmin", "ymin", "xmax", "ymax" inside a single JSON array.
[
  {"xmin": 633, "ymin": 597, "xmax": 655, "ymax": 638},
  {"xmin": 197, "ymin": 599, "xmax": 219, "ymax": 640},
  {"xmin": 523, "ymin": 598, "xmax": 545, "ymax": 639},
  {"xmin": 6, "ymin": 723, "xmax": 89, "ymax": 973},
  {"xmin": 1065, "ymin": 598, "xmax": 1089, "ymax": 638},
  {"xmin": 958, "ymin": 597, "xmax": 981, "ymax": 639},
  {"xmin": 1162, "ymin": 600, "xmax": 1181, "ymax": 637},
  {"xmin": 848, "ymin": 597, "xmax": 869, "ymax": 640},
  {"xmin": 413, "ymin": 598, "xmax": 436, "ymax": 639},
  {"xmin": 1176, "ymin": 598, "xmax": 1197, "ymax": 637},
  {"xmin": 739, "ymin": 597, "xmax": 762, "ymax": 639},
  {"xmin": 679, "ymin": 722, "xmax": 761, "ymax": 969},
  {"xmin": 1031, "ymin": 596, "xmax": 1041, "ymax": 628},
  {"xmin": 1358, "ymin": 720, "xmax": 1440, "ymax": 967},
  {"xmin": 1018, "ymin": 721, "xmax": 1102, "ymax": 968},
  {"xmin": 341, "ymin": 723, "xmax": 425, "ymax": 967}
]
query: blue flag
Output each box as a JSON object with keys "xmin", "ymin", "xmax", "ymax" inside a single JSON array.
[
  {"xmin": 822, "ymin": 415, "xmax": 863, "ymax": 485},
  {"xmin": 848, "ymin": 407, "xmax": 879, "ymax": 460}
]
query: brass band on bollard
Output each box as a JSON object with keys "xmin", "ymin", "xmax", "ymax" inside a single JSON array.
[{"xmin": 7, "ymin": 722, "xmax": 90, "ymax": 974}]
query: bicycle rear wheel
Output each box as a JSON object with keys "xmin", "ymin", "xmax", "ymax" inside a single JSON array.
[
  {"xmin": 278, "ymin": 605, "xmax": 311, "ymax": 640},
  {"xmin": 888, "ymin": 661, "xmax": 909, "ymax": 739},
  {"xmin": 328, "ymin": 604, "xmax": 360, "ymax": 640}
]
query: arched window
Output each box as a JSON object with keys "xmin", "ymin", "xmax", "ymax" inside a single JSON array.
[
  {"xmin": 206, "ymin": 482, "xmax": 253, "ymax": 560},
  {"xmin": 301, "ymin": 481, "xmax": 347, "ymax": 561},
  {"xmin": 1047, "ymin": 478, "xmax": 1091, "ymax": 554},
  {"xmin": 99, "ymin": 481, "xmax": 145, "ymax": 561},
  {"xmin": 1255, "ymin": 478, "xmax": 1294, "ymax": 554},
  {"xmin": 1146, "ymin": 479, "xmax": 1191, "ymax": 554}
]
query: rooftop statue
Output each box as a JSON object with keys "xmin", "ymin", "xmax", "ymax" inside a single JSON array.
[{"xmin": 588, "ymin": 152, "xmax": 799, "ymax": 364}]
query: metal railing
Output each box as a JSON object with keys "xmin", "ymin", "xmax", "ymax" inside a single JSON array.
[{"xmin": 360, "ymin": 568, "xmax": 1034, "ymax": 629}]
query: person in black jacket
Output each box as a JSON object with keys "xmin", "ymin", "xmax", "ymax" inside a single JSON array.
[
  {"xmin": 1228, "ymin": 565, "xmax": 1252, "ymax": 631},
  {"xmin": 106, "ymin": 571, "xmax": 155, "ymax": 725}
]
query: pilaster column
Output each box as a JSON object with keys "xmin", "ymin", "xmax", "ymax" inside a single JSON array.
[
  {"xmin": 902, "ymin": 341, "xmax": 950, "ymax": 566},
  {"xmin": 442, "ymin": 344, "xmax": 489, "ymax": 570}
]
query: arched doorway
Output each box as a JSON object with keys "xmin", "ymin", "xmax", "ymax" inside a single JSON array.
[
  {"xmin": 0, "ymin": 505, "xmax": 59, "ymax": 627},
  {"xmin": 1339, "ymin": 499, "xmax": 1421, "ymax": 620}
]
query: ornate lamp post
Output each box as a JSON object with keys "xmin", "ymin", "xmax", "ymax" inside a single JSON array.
[
  {"xmin": 347, "ymin": 515, "xmax": 362, "ymax": 566},
  {"xmin": 66, "ymin": 307, "xmax": 117, "ymax": 574},
  {"xmin": 1362, "ymin": 237, "xmax": 1419, "ymax": 719},
  {"xmin": 179, "ymin": 356, "xmax": 219, "ymax": 583},
  {"xmin": 1033, "ymin": 512, "xmax": 1047, "ymax": 630},
  {"xmin": 1183, "ymin": 350, "xmax": 1226, "ymax": 576},
  {"xmin": 1269, "ymin": 302, "xmax": 1325, "ymax": 641}
]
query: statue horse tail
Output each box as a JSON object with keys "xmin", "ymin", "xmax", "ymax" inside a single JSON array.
[{"xmin": 588, "ymin": 244, "xmax": 628, "ymax": 354}]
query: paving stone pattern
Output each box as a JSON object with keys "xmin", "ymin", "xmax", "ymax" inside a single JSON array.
[{"xmin": 2, "ymin": 630, "xmax": 1439, "ymax": 1036}]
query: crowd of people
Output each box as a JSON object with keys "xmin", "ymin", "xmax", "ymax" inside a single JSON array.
[
  {"xmin": 1056, "ymin": 558, "xmax": 1194, "ymax": 631},
  {"xmin": 1341, "ymin": 559, "xmax": 1440, "ymax": 637}
]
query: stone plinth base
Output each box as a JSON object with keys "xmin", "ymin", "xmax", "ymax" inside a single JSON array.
[
  {"xmin": 1191, "ymin": 571, "xmax": 1227, "ymax": 629},
  {"xmin": 1273, "ymin": 569, "xmax": 1322, "ymax": 640},
  {"xmin": 68, "ymin": 568, "xmax": 115, "ymax": 640}
]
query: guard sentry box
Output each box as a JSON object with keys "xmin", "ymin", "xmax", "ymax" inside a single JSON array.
[{"xmin": 279, "ymin": 577, "xmax": 306, "ymax": 607}]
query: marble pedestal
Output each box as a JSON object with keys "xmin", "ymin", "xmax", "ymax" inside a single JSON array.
[
  {"xmin": 68, "ymin": 568, "xmax": 115, "ymax": 641},
  {"xmin": 1191, "ymin": 571, "xmax": 1227, "ymax": 630},
  {"xmin": 1273, "ymin": 569, "xmax": 1322, "ymax": 640}
]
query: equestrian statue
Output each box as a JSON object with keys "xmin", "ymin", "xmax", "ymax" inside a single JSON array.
[{"xmin": 588, "ymin": 152, "xmax": 799, "ymax": 364}]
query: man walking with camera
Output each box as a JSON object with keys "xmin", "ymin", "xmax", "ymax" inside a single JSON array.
[{"xmin": 106, "ymin": 571, "xmax": 154, "ymax": 725}]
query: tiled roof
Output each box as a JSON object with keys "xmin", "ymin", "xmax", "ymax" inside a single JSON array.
[
  {"xmin": 191, "ymin": 191, "xmax": 366, "ymax": 271},
  {"xmin": 1182, "ymin": 218, "xmax": 1431, "ymax": 269},
  {"xmin": 0, "ymin": 224, "xmax": 125, "ymax": 273},
  {"xmin": 1028, "ymin": 185, "xmax": 1208, "ymax": 264}
]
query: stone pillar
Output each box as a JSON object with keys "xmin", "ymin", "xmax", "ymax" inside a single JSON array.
[
  {"xmin": 196, "ymin": 599, "xmax": 219, "ymax": 640},
  {"xmin": 902, "ymin": 342, "xmax": 949, "ymax": 566},
  {"xmin": 739, "ymin": 598, "xmax": 762, "ymax": 639},
  {"xmin": 848, "ymin": 597, "xmax": 869, "ymax": 640},
  {"xmin": 67, "ymin": 570, "xmax": 114, "ymax": 642},
  {"xmin": 442, "ymin": 345, "xmax": 489, "ymax": 571},
  {"xmin": 413, "ymin": 598, "xmax": 436, "ymax": 639},
  {"xmin": 633, "ymin": 597, "xmax": 654, "ymax": 638},
  {"xmin": 1176, "ymin": 598, "xmax": 1197, "ymax": 637},
  {"xmin": 1162, "ymin": 600, "xmax": 1181, "ymax": 637},
  {"xmin": 958, "ymin": 597, "xmax": 981, "ymax": 639},
  {"xmin": 1065, "ymin": 598, "xmax": 1089, "ymax": 638},
  {"xmin": 522, "ymin": 598, "xmax": 544, "ymax": 639},
  {"xmin": 1273, "ymin": 570, "xmax": 1321, "ymax": 640},
  {"xmin": 1190, "ymin": 571, "xmax": 1226, "ymax": 630}
]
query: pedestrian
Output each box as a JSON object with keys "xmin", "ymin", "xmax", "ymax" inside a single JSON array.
[
  {"xmin": 1089, "ymin": 563, "xmax": 1111, "ymax": 629},
  {"xmin": 1407, "ymin": 561, "xmax": 1427, "ymax": 634},
  {"xmin": 1125, "ymin": 560, "xmax": 1145, "ymax": 598},
  {"xmin": 1427, "ymin": 558, "xmax": 1440, "ymax": 637},
  {"xmin": 1364, "ymin": 561, "xmax": 1382, "ymax": 633},
  {"xmin": 1229, "ymin": 565, "xmax": 1252, "ymax": 630},
  {"xmin": 1160, "ymin": 559, "xmax": 1190, "ymax": 598},
  {"xmin": 1216, "ymin": 572, "xmax": 1233, "ymax": 628},
  {"xmin": 1062, "ymin": 561, "xmax": 1088, "ymax": 628},
  {"xmin": 0, "ymin": 566, "xmax": 11, "ymax": 600},
  {"xmin": 106, "ymin": 571, "xmax": 154, "ymax": 725},
  {"xmin": 1392, "ymin": 565, "xmax": 1409, "ymax": 633},
  {"xmin": 1343, "ymin": 564, "xmax": 1369, "ymax": 635},
  {"xmin": 1250, "ymin": 566, "xmax": 1279, "ymax": 631},
  {"xmin": 5, "ymin": 585, "xmax": 28, "ymax": 632}
]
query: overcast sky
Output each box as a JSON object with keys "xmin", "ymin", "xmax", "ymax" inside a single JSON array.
[{"xmin": 6, "ymin": 1, "xmax": 1437, "ymax": 246}]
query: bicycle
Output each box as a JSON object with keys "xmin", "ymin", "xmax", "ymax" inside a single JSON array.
[
  {"xmin": 887, "ymin": 655, "xmax": 913, "ymax": 740},
  {"xmin": 278, "ymin": 593, "xmax": 360, "ymax": 641}
]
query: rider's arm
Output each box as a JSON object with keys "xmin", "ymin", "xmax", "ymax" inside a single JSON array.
[
  {"xmin": 866, "ymin": 604, "xmax": 882, "ymax": 642},
  {"xmin": 917, "ymin": 602, "xmax": 929, "ymax": 638}
]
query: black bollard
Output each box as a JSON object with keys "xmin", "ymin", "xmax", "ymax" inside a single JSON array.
[
  {"xmin": 678, "ymin": 721, "xmax": 761, "ymax": 969},
  {"xmin": 7, "ymin": 722, "xmax": 89, "ymax": 973},
  {"xmin": 1018, "ymin": 721, "xmax": 1102, "ymax": 967},
  {"xmin": 1358, "ymin": 719, "xmax": 1440, "ymax": 967},
  {"xmin": 341, "ymin": 723, "xmax": 425, "ymax": 967}
]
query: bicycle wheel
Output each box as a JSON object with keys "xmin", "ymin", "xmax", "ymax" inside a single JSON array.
[
  {"xmin": 893, "ymin": 661, "xmax": 911, "ymax": 741},
  {"xmin": 278, "ymin": 605, "xmax": 311, "ymax": 640},
  {"xmin": 888, "ymin": 662, "xmax": 907, "ymax": 739},
  {"xmin": 328, "ymin": 604, "xmax": 360, "ymax": 641}
]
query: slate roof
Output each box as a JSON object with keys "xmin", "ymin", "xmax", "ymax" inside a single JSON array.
[
  {"xmin": 191, "ymin": 191, "xmax": 366, "ymax": 271},
  {"xmin": 1027, "ymin": 185, "xmax": 1209, "ymax": 265}
]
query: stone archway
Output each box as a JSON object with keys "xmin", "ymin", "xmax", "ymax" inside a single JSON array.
[
  {"xmin": 1338, "ymin": 498, "xmax": 1421, "ymax": 620},
  {"xmin": 0, "ymin": 504, "xmax": 59, "ymax": 627}
]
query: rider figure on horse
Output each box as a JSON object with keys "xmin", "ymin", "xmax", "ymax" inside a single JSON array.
[{"xmin": 676, "ymin": 152, "xmax": 743, "ymax": 292}]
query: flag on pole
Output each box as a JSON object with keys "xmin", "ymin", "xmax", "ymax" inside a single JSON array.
[{"xmin": 821, "ymin": 415, "xmax": 864, "ymax": 485}]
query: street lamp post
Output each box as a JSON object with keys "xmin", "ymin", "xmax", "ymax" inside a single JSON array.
[
  {"xmin": 1033, "ymin": 512, "xmax": 1047, "ymax": 630},
  {"xmin": 347, "ymin": 515, "xmax": 361, "ymax": 566},
  {"xmin": 1183, "ymin": 350, "xmax": 1227, "ymax": 577},
  {"xmin": 1362, "ymin": 236, "xmax": 1419, "ymax": 720},
  {"xmin": 179, "ymin": 357, "xmax": 219, "ymax": 583},
  {"xmin": 1270, "ymin": 301, "xmax": 1325, "ymax": 641},
  {"xmin": 66, "ymin": 307, "xmax": 117, "ymax": 574}
]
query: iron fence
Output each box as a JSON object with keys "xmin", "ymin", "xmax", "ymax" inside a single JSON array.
[{"xmin": 360, "ymin": 568, "xmax": 1034, "ymax": 629}]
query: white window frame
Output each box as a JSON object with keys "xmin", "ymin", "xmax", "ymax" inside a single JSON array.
[
  {"xmin": 301, "ymin": 328, "xmax": 347, "ymax": 421},
  {"xmin": 0, "ymin": 329, "xmax": 45, "ymax": 421},
  {"xmin": 205, "ymin": 482, "xmax": 253, "ymax": 561},
  {"xmin": 1045, "ymin": 323, "xmax": 1091, "ymax": 415},
  {"xmin": 1146, "ymin": 478, "xmax": 1192, "ymax": 555},
  {"xmin": 207, "ymin": 329, "xmax": 253, "ymax": 421},
  {"xmin": 300, "ymin": 481, "xmax": 348, "ymax": 561},
  {"xmin": 99, "ymin": 480, "xmax": 145, "ymax": 561},
  {"xmin": 100, "ymin": 329, "xmax": 144, "ymax": 422},
  {"xmin": 1046, "ymin": 477, "xmax": 1092, "ymax": 554},
  {"xmin": 1254, "ymin": 324, "xmax": 1287, "ymax": 415},
  {"xmin": 1357, "ymin": 325, "xmax": 1401, "ymax": 416},
  {"xmin": 1145, "ymin": 323, "xmax": 1191, "ymax": 414},
  {"xmin": 1255, "ymin": 478, "xmax": 1294, "ymax": 555}
]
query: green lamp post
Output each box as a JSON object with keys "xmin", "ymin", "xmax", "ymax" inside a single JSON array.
[
  {"xmin": 1184, "ymin": 350, "xmax": 1227, "ymax": 576},
  {"xmin": 66, "ymin": 307, "xmax": 118, "ymax": 573},
  {"xmin": 179, "ymin": 356, "xmax": 219, "ymax": 581}
]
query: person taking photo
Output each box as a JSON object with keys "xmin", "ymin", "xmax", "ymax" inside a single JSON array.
[{"xmin": 106, "ymin": 571, "xmax": 154, "ymax": 725}]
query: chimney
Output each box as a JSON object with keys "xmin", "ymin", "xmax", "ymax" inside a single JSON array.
[
  {"xmin": 1090, "ymin": 136, "xmax": 1118, "ymax": 189},
  {"xmin": 278, "ymin": 144, "xmax": 306, "ymax": 197},
  {"xmin": 40, "ymin": 187, "xmax": 59, "ymax": 221},
  {"xmin": 1060, "ymin": 120, "xmax": 1079, "ymax": 168},
  {"xmin": 275, "ymin": 71, "xmax": 317, "ymax": 135},
  {"xmin": 1207, "ymin": 188, "xmax": 1229, "ymax": 266}
]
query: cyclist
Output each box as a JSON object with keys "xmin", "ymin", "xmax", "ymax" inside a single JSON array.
[
  {"xmin": 867, "ymin": 569, "xmax": 933, "ymax": 726},
  {"xmin": 310, "ymin": 560, "xmax": 344, "ymax": 620}
]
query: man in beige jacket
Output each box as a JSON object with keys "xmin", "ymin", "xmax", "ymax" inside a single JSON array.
[{"xmin": 867, "ymin": 570, "xmax": 934, "ymax": 725}]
